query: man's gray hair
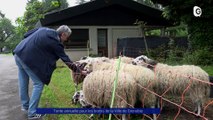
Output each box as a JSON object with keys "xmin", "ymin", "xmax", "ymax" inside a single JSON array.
[{"xmin": 56, "ymin": 25, "xmax": 72, "ymax": 36}]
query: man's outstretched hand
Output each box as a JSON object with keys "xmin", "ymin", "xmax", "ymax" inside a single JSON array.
[{"xmin": 66, "ymin": 62, "xmax": 80, "ymax": 72}]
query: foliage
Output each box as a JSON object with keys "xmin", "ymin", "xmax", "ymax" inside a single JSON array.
[
  {"xmin": 201, "ymin": 66, "xmax": 213, "ymax": 76},
  {"xmin": 0, "ymin": 16, "xmax": 15, "ymax": 51},
  {"xmin": 136, "ymin": 0, "xmax": 154, "ymax": 6},
  {"xmin": 146, "ymin": 29, "xmax": 161, "ymax": 36},
  {"xmin": 135, "ymin": 0, "xmax": 161, "ymax": 9},
  {"xmin": 144, "ymin": 44, "xmax": 168, "ymax": 62},
  {"xmin": 153, "ymin": 0, "xmax": 213, "ymax": 65},
  {"xmin": 75, "ymin": 0, "xmax": 95, "ymax": 5},
  {"xmin": 181, "ymin": 48, "xmax": 213, "ymax": 65},
  {"xmin": 16, "ymin": 0, "xmax": 69, "ymax": 33},
  {"xmin": 23, "ymin": 0, "xmax": 44, "ymax": 31},
  {"xmin": 165, "ymin": 23, "xmax": 188, "ymax": 37},
  {"xmin": 76, "ymin": 0, "xmax": 86, "ymax": 5},
  {"xmin": 158, "ymin": 0, "xmax": 213, "ymax": 50},
  {"xmin": 42, "ymin": 0, "xmax": 68, "ymax": 13},
  {"xmin": 8, "ymin": 0, "xmax": 69, "ymax": 50},
  {"xmin": 0, "ymin": 18, "xmax": 15, "ymax": 42}
]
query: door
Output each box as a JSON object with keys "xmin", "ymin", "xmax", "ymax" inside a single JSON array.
[{"xmin": 97, "ymin": 29, "xmax": 108, "ymax": 57}]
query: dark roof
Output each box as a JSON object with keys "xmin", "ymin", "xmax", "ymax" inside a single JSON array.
[{"xmin": 39, "ymin": 0, "xmax": 173, "ymax": 26}]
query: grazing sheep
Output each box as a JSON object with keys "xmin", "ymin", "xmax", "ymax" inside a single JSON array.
[
  {"xmin": 70, "ymin": 62, "xmax": 87, "ymax": 92},
  {"xmin": 83, "ymin": 70, "xmax": 137, "ymax": 120},
  {"xmin": 84, "ymin": 61, "xmax": 158, "ymax": 120},
  {"xmin": 132, "ymin": 55, "xmax": 210, "ymax": 116}
]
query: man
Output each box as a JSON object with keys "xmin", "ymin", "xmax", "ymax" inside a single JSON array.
[{"xmin": 13, "ymin": 25, "xmax": 80, "ymax": 119}]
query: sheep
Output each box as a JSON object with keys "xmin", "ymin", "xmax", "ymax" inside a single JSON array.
[
  {"xmin": 132, "ymin": 55, "xmax": 210, "ymax": 116},
  {"xmin": 83, "ymin": 70, "xmax": 137, "ymax": 120},
  {"xmin": 112, "ymin": 56, "xmax": 134, "ymax": 64},
  {"xmin": 78, "ymin": 56, "xmax": 134, "ymax": 65},
  {"xmin": 83, "ymin": 61, "xmax": 158, "ymax": 120},
  {"xmin": 78, "ymin": 56, "xmax": 110, "ymax": 64},
  {"xmin": 72, "ymin": 90, "xmax": 92, "ymax": 108},
  {"xmin": 70, "ymin": 62, "xmax": 87, "ymax": 92}
]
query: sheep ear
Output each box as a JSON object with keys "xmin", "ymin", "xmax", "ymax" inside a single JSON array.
[{"xmin": 148, "ymin": 60, "xmax": 157, "ymax": 66}]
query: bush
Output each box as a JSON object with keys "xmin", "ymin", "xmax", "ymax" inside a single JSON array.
[{"xmin": 182, "ymin": 48, "xmax": 213, "ymax": 65}]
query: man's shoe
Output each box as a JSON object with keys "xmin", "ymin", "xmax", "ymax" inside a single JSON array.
[
  {"xmin": 21, "ymin": 107, "xmax": 28, "ymax": 113},
  {"xmin": 28, "ymin": 114, "xmax": 46, "ymax": 119}
]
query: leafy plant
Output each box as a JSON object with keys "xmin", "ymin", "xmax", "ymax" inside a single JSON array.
[{"xmin": 182, "ymin": 48, "xmax": 213, "ymax": 65}]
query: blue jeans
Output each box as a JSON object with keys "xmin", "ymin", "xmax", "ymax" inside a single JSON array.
[{"xmin": 14, "ymin": 55, "xmax": 44, "ymax": 117}]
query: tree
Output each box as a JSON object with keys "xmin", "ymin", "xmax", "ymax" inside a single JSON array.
[
  {"xmin": 152, "ymin": 0, "xmax": 213, "ymax": 65},
  {"xmin": 135, "ymin": 0, "xmax": 162, "ymax": 9},
  {"xmin": 76, "ymin": 0, "xmax": 86, "ymax": 5},
  {"xmin": 16, "ymin": 0, "xmax": 69, "ymax": 34},
  {"xmin": 0, "ymin": 13, "xmax": 15, "ymax": 52},
  {"xmin": 42, "ymin": 0, "xmax": 69, "ymax": 13},
  {"xmin": 10, "ymin": 0, "xmax": 69, "ymax": 51},
  {"xmin": 23, "ymin": 0, "xmax": 44, "ymax": 31},
  {"xmin": 0, "ymin": 11, "xmax": 5, "ymax": 18},
  {"xmin": 154, "ymin": 0, "xmax": 213, "ymax": 50}
]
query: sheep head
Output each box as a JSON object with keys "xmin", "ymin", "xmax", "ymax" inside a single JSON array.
[{"xmin": 132, "ymin": 55, "xmax": 157, "ymax": 69}]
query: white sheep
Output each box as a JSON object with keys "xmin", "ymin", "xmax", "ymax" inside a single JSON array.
[
  {"xmin": 78, "ymin": 56, "xmax": 134, "ymax": 65},
  {"xmin": 84, "ymin": 61, "xmax": 158, "ymax": 120},
  {"xmin": 132, "ymin": 55, "xmax": 210, "ymax": 116},
  {"xmin": 83, "ymin": 70, "xmax": 137, "ymax": 120},
  {"xmin": 112, "ymin": 56, "xmax": 134, "ymax": 64},
  {"xmin": 78, "ymin": 56, "xmax": 110, "ymax": 64}
]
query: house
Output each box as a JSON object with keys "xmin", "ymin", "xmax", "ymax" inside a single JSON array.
[{"xmin": 38, "ymin": 0, "xmax": 173, "ymax": 61}]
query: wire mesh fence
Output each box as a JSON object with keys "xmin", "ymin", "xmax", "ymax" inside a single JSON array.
[{"xmin": 70, "ymin": 48, "xmax": 213, "ymax": 120}]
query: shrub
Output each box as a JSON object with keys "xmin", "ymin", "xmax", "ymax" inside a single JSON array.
[{"xmin": 182, "ymin": 48, "xmax": 213, "ymax": 65}]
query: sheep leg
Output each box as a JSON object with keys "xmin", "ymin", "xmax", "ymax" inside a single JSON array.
[
  {"xmin": 197, "ymin": 104, "xmax": 201, "ymax": 116},
  {"xmin": 196, "ymin": 103, "xmax": 201, "ymax": 116},
  {"xmin": 194, "ymin": 102, "xmax": 201, "ymax": 117},
  {"xmin": 151, "ymin": 106, "xmax": 157, "ymax": 120},
  {"xmin": 119, "ymin": 103, "xmax": 127, "ymax": 120},
  {"xmin": 121, "ymin": 114, "xmax": 127, "ymax": 120},
  {"xmin": 89, "ymin": 114, "xmax": 94, "ymax": 119},
  {"xmin": 156, "ymin": 98, "xmax": 160, "ymax": 108}
]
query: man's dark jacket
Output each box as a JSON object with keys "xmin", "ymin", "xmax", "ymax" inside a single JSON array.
[{"xmin": 14, "ymin": 27, "xmax": 72, "ymax": 85}]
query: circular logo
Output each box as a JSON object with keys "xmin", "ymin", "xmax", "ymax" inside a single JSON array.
[{"xmin": 193, "ymin": 6, "xmax": 202, "ymax": 17}]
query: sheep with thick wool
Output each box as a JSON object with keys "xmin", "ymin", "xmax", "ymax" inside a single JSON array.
[
  {"xmin": 83, "ymin": 70, "xmax": 137, "ymax": 120},
  {"xmin": 84, "ymin": 61, "xmax": 158, "ymax": 120},
  {"xmin": 78, "ymin": 56, "xmax": 134, "ymax": 65},
  {"xmin": 132, "ymin": 55, "xmax": 210, "ymax": 116},
  {"xmin": 78, "ymin": 56, "xmax": 110, "ymax": 64},
  {"xmin": 112, "ymin": 56, "xmax": 134, "ymax": 64}
]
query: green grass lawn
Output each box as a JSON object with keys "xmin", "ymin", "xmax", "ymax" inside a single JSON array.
[{"xmin": 39, "ymin": 61, "xmax": 213, "ymax": 120}]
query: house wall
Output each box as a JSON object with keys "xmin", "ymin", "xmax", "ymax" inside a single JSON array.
[
  {"xmin": 59, "ymin": 26, "xmax": 140, "ymax": 61},
  {"xmin": 110, "ymin": 27, "xmax": 141, "ymax": 57},
  {"xmin": 65, "ymin": 49, "xmax": 89, "ymax": 61}
]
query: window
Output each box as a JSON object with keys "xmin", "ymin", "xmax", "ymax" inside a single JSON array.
[
  {"xmin": 63, "ymin": 29, "xmax": 89, "ymax": 48},
  {"xmin": 98, "ymin": 29, "xmax": 107, "ymax": 47},
  {"xmin": 97, "ymin": 29, "xmax": 108, "ymax": 57}
]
